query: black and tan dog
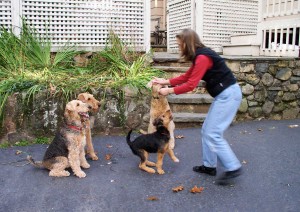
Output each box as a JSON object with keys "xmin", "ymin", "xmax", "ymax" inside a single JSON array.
[
  {"xmin": 126, "ymin": 110, "xmax": 179, "ymax": 174},
  {"xmin": 77, "ymin": 92, "xmax": 102, "ymax": 160},
  {"xmin": 27, "ymin": 100, "xmax": 91, "ymax": 178}
]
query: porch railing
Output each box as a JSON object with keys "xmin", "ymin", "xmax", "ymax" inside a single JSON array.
[{"xmin": 259, "ymin": 0, "xmax": 300, "ymax": 57}]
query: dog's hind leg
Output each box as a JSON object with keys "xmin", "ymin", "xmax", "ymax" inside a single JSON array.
[
  {"xmin": 145, "ymin": 152, "xmax": 156, "ymax": 167},
  {"xmin": 48, "ymin": 157, "xmax": 70, "ymax": 177},
  {"xmin": 156, "ymin": 153, "xmax": 165, "ymax": 174},
  {"xmin": 138, "ymin": 150, "xmax": 155, "ymax": 174},
  {"xmin": 167, "ymin": 148, "xmax": 179, "ymax": 163},
  {"xmin": 168, "ymin": 121, "xmax": 176, "ymax": 150}
]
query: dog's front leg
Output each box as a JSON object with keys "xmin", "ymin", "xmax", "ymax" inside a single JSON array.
[
  {"xmin": 68, "ymin": 148, "xmax": 86, "ymax": 178},
  {"xmin": 156, "ymin": 153, "xmax": 165, "ymax": 174},
  {"xmin": 86, "ymin": 126, "xmax": 98, "ymax": 160},
  {"xmin": 167, "ymin": 148, "xmax": 179, "ymax": 162},
  {"xmin": 80, "ymin": 145, "xmax": 90, "ymax": 169}
]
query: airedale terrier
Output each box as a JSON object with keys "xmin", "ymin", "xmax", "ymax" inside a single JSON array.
[
  {"xmin": 27, "ymin": 100, "xmax": 91, "ymax": 178},
  {"xmin": 77, "ymin": 92, "xmax": 102, "ymax": 160},
  {"xmin": 126, "ymin": 110, "xmax": 179, "ymax": 174},
  {"xmin": 147, "ymin": 82, "xmax": 176, "ymax": 149}
]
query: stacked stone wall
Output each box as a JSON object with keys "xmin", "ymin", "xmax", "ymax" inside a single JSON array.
[{"xmin": 226, "ymin": 58, "xmax": 300, "ymax": 121}]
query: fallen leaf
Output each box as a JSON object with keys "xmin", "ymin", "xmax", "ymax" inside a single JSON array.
[
  {"xmin": 105, "ymin": 154, "xmax": 112, "ymax": 160},
  {"xmin": 242, "ymin": 160, "xmax": 247, "ymax": 164},
  {"xmin": 175, "ymin": 135, "xmax": 185, "ymax": 139},
  {"xmin": 15, "ymin": 150, "xmax": 22, "ymax": 155},
  {"xmin": 172, "ymin": 185, "xmax": 184, "ymax": 192},
  {"xmin": 288, "ymin": 124, "xmax": 299, "ymax": 128},
  {"xmin": 147, "ymin": 196, "xmax": 159, "ymax": 201},
  {"xmin": 190, "ymin": 186, "xmax": 204, "ymax": 193},
  {"xmin": 257, "ymin": 128, "xmax": 263, "ymax": 131},
  {"xmin": 106, "ymin": 144, "xmax": 113, "ymax": 148}
]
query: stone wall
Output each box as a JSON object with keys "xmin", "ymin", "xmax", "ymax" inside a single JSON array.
[{"xmin": 226, "ymin": 57, "xmax": 300, "ymax": 121}]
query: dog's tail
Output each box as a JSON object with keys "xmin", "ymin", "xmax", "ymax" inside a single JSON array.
[
  {"xmin": 126, "ymin": 129, "xmax": 133, "ymax": 146},
  {"xmin": 27, "ymin": 155, "xmax": 44, "ymax": 168}
]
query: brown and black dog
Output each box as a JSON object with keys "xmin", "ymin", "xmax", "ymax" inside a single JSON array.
[
  {"xmin": 77, "ymin": 92, "xmax": 101, "ymax": 160},
  {"xmin": 27, "ymin": 100, "xmax": 91, "ymax": 178},
  {"xmin": 126, "ymin": 110, "xmax": 179, "ymax": 174}
]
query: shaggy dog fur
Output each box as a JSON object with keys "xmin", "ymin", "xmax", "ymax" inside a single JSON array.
[
  {"xmin": 77, "ymin": 92, "xmax": 101, "ymax": 160},
  {"xmin": 127, "ymin": 110, "xmax": 179, "ymax": 174},
  {"xmin": 147, "ymin": 82, "xmax": 176, "ymax": 149},
  {"xmin": 27, "ymin": 100, "xmax": 91, "ymax": 178}
]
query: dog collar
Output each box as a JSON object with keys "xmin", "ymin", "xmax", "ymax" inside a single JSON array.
[
  {"xmin": 67, "ymin": 125, "xmax": 83, "ymax": 131},
  {"xmin": 152, "ymin": 96, "xmax": 160, "ymax": 99}
]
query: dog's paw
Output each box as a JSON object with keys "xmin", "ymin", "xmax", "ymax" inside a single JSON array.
[
  {"xmin": 173, "ymin": 158, "xmax": 180, "ymax": 163},
  {"xmin": 157, "ymin": 169, "xmax": 165, "ymax": 175},
  {"xmin": 81, "ymin": 163, "xmax": 90, "ymax": 169},
  {"xmin": 75, "ymin": 171, "xmax": 86, "ymax": 178},
  {"xmin": 90, "ymin": 154, "xmax": 98, "ymax": 161}
]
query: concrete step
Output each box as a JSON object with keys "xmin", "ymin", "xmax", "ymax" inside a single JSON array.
[
  {"xmin": 230, "ymin": 33, "xmax": 259, "ymax": 45},
  {"xmin": 168, "ymin": 94, "xmax": 213, "ymax": 113},
  {"xmin": 173, "ymin": 112, "xmax": 207, "ymax": 128},
  {"xmin": 222, "ymin": 44, "xmax": 260, "ymax": 56}
]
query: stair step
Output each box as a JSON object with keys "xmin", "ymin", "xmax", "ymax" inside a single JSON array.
[
  {"xmin": 222, "ymin": 44, "xmax": 260, "ymax": 56},
  {"xmin": 168, "ymin": 94, "xmax": 213, "ymax": 104},
  {"xmin": 152, "ymin": 66, "xmax": 189, "ymax": 73},
  {"xmin": 173, "ymin": 112, "xmax": 206, "ymax": 122}
]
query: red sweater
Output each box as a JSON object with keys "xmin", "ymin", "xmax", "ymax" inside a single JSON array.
[{"xmin": 169, "ymin": 55, "xmax": 213, "ymax": 94}]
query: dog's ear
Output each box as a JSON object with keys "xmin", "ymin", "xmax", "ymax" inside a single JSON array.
[
  {"xmin": 77, "ymin": 93, "xmax": 86, "ymax": 102},
  {"xmin": 146, "ymin": 81, "xmax": 153, "ymax": 88},
  {"xmin": 153, "ymin": 118, "xmax": 163, "ymax": 127}
]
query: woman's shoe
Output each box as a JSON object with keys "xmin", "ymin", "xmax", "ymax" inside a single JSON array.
[{"xmin": 193, "ymin": 165, "xmax": 217, "ymax": 176}]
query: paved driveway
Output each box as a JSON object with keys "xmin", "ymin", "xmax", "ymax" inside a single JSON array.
[{"xmin": 1, "ymin": 119, "xmax": 300, "ymax": 212}]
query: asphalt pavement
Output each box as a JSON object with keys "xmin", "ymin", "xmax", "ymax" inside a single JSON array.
[{"xmin": 0, "ymin": 119, "xmax": 300, "ymax": 212}]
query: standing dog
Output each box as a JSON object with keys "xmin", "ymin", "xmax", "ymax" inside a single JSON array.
[
  {"xmin": 127, "ymin": 110, "xmax": 179, "ymax": 174},
  {"xmin": 148, "ymin": 82, "xmax": 176, "ymax": 149},
  {"xmin": 77, "ymin": 92, "xmax": 101, "ymax": 160},
  {"xmin": 27, "ymin": 100, "xmax": 91, "ymax": 178}
]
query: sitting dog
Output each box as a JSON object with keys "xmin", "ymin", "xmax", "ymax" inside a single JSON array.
[
  {"xmin": 77, "ymin": 92, "xmax": 101, "ymax": 160},
  {"xmin": 147, "ymin": 82, "xmax": 176, "ymax": 149},
  {"xmin": 126, "ymin": 110, "xmax": 179, "ymax": 174},
  {"xmin": 27, "ymin": 100, "xmax": 91, "ymax": 178}
]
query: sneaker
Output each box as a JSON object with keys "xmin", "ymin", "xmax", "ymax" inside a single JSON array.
[
  {"xmin": 193, "ymin": 165, "xmax": 217, "ymax": 176},
  {"xmin": 216, "ymin": 168, "xmax": 243, "ymax": 185}
]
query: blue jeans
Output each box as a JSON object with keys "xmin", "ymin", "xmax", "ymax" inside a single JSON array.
[{"xmin": 201, "ymin": 83, "xmax": 242, "ymax": 171}]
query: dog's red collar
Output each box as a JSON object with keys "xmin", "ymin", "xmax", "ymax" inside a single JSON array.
[{"xmin": 67, "ymin": 125, "xmax": 83, "ymax": 131}]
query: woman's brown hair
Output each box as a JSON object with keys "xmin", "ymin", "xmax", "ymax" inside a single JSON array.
[{"xmin": 176, "ymin": 29, "xmax": 205, "ymax": 61}]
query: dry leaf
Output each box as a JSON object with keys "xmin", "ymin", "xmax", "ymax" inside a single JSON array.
[
  {"xmin": 257, "ymin": 128, "xmax": 263, "ymax": 131},
  {"xmin": 105, "ymin": 154, "xmax": 112, "ymax": 160},
  {"xmin": 106, "ymin": 144, "xmax": 113, "ymax": 148},
  {"xmin": 242, "ymin": 160, "xmax": 247, "ymax": 164},
  {"xmin": 190, "ymin": 186, "xmax": 204, "ymax": 193},
  {"xmin": 172, "ymin": 185, "xmax": 184, "ymax": 192},
  {"xmin": 288, "ymin": 125, "xmax": 299, "ymax": 128},
  {"xmin": 15, "ymin": 150, "xmax": 22, "ymax": 155},
  {"xmin": 147, "ymin": 196, "xmax": 159, "ymax": 201},
  {"xmin": 175, "ymin": 135, "xmax": 185, "ymax": 139}
]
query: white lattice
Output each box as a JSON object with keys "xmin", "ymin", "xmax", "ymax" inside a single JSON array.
[
  {"xmin": 0, "ymin": 0, "xmax": 11, "ymax": 30},
  {"xmin": 0, "ymin": 0, "xmax": 149, "ymax": 51},
  {"xmin": 202, "ymin": 0, "xmax": 258, "ymax": 52},
  {"xmin": 167, "ymin": 0, "xmax": 193, "ymax": 52},
  {"xmin": 167, "ymin": 0, "xmax": 258, "ymax": 53}
]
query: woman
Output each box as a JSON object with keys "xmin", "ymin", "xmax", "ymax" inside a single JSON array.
[{"xmin": 152, "ymin": 29, "xmax": 242, "ymax": 185}]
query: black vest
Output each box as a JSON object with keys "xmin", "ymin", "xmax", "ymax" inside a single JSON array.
[{"xmin": 193, "ymin": 48, "xmax": 236, "ymax": 97}]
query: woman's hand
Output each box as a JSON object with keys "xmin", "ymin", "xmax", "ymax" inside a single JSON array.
[
  {"xmin": 151, "ymin": 77, "xmax": 170, "ymax": 85},
  {"xmin": 159, "ymin": 88, "xmax": 174, "ymax": 96}
]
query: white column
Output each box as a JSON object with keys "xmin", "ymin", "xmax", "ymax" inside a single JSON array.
[
  {"xmin": 11, "ymin": 0, "xmax": 22, "ymax": 36},
  {"xmin": 144, "ymin": 0, "xmax": 151, "ymax": 52},
  {"xmin": 195, "ymin": 0, "xmax": 204, "ymax": 40}
]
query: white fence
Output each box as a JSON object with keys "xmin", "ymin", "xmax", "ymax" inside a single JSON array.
[
  {"xmin": 0, "ymin": 0, "xmax": 150, "ymax": 52},
  {"xmin": 259, "ymin": 0, "xmax": 300, "ymax": 57},
  {"xmin": 167, "ymin": 0, "xmax": 259, "ymax": 53}
]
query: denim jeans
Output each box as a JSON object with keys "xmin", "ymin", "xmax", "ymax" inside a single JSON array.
[{"xmin": 201, "ymin": 83, "xmax": 242, "ymax": 171}]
